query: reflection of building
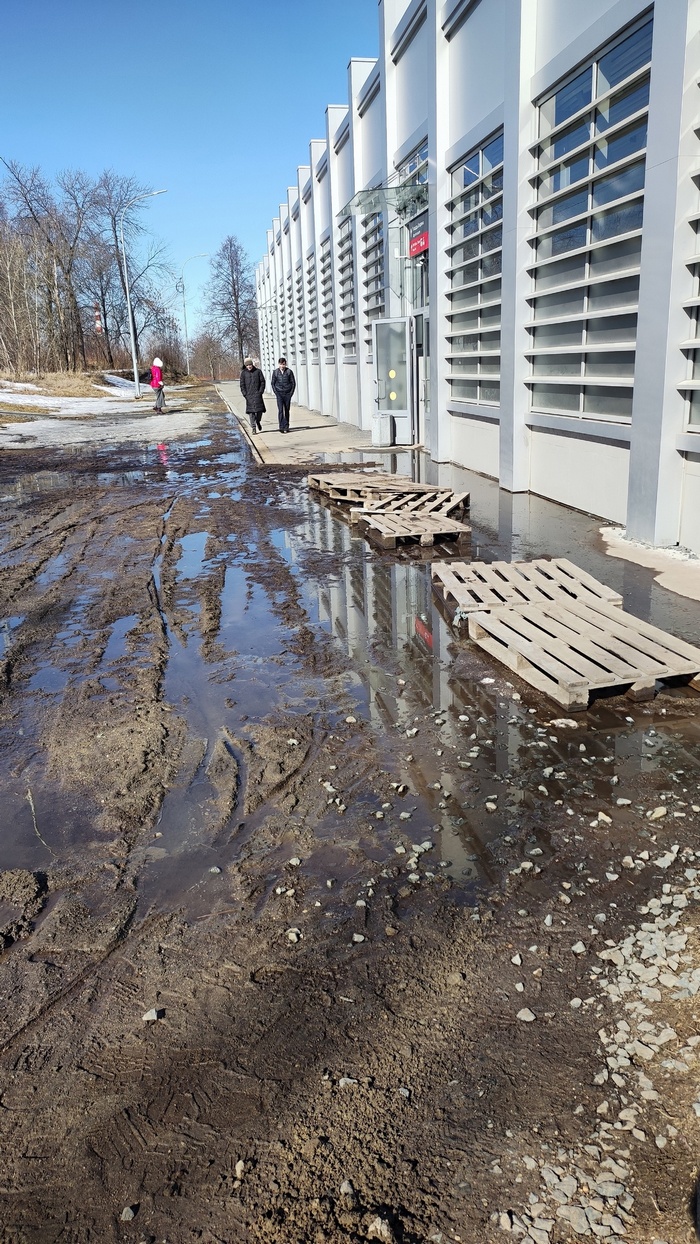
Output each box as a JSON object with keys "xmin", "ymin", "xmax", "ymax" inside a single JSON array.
[
  {"xmin": 256, "ymin": 2, "xmax": 700, "ymax": 554},
  {"xmin": 280, "ymin": 493, "xmax": 529, "ymax": 881}
]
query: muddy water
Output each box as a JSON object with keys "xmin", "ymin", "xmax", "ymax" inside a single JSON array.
[{"xmin": 1, "ymin": 419, "xmax": 699, "ymax": 918}]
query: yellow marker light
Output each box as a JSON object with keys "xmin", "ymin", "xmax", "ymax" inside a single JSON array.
[
  {"xmin": 389, "ymin": 391, "xmax": 397, "ymax": 401},
  {"xmin": 388, "ymin": 369, "xmax": 396, "ymax": 379}
]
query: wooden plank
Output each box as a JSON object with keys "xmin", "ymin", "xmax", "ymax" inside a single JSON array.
[
  {"xmin": 493, "ymin": 607, "xmax": 634, "ymax": 684},
  {"xmin": 548, "ymin": 557, "xmax": 623, "ymax": 606},
  {"xmin": 507, "ymin": 558, "xmax": 621, "ymax": 609},
  {"xmin": 471, "ymin": 633, "xmax": 589, "ymax": 709},
  {"xmin": 530, "ymin": 600, "xmax": 672, "ymax": 677},
  {"xmin": 509, "ymin": 602, "xmax": 662, "ymax": 681},
  {"xmin": 468, "ymin": 611, "xmax": 590, "ymax": 709},
  {"xmin": 473, "ymin": 563, "xmax": 535, "ymax": 606},
  {"xmin": 552, "ymin": 597, "xmax": 700, "ymax": 671},
  {"xmin": 487, "ymin": 562, "xmax": 547, "ymax": 604},
  {"xmin": 504, "ymin": 561, "xmax": 562, "ymax": 602},
  {"xmin": 431, "ymin": 564, "xmax": 479, "ymax": 608},
  {"xmin": 469, "ymin": 612, "xmax": 590, "ymax": 689}
]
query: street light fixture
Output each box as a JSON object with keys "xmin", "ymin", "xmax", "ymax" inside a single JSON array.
[
  {"xmin": 118, "ymin": 188, "xmax": 167, "ymax": 398},
  {"xmin": 177, "ymin": 253, "xmax": 209, "ymax": 375}
]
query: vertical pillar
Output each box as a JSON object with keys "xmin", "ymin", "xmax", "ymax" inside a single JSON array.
[
  {"xmin": 499, "ymin": 0, "xmax": 537, "ymax": 492},
  {"xmin": 626, "ymin": 0, "xmax": 697, "ymax": 546}
]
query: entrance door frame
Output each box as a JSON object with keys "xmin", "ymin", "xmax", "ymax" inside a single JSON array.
[{"xmin": 372, "ymin": 315, "xmax": 415, "ymax": 446}]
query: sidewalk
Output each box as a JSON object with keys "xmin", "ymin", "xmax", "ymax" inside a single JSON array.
[{"xmin": 217, "ymin": 382, "xmax": 373, "ymax": 465}]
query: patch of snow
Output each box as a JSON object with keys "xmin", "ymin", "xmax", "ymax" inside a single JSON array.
[
  {"xmin": 102, "ymin": 373, "xmax": 137, "ymax": 391},
  {"xmin": 600, "ymin": 526, "xmax": 700, "ymax": 603}
]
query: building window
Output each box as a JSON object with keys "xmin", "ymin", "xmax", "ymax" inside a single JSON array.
[
  {"xmin": 527, "ymin": 17, "xmax": 653, "ymax": 421},
  {"xmin": 285, "ymin": 271, "xmax": 296, "ymax": 363},
  {"xmin": 397, "ymin": 141, "xmax": 429, "ymax": 312},
  {"xmin": 319, "ymin": 237, "xmax": 335, "ymax": 360},
  {"xmin": 295, "ymin": 263, "xmax": 306, "ymax": 364},
  {"xmin": 681, "ymin": 112, "xmax": 700, "ymax": 425},
  {"xmin": 361, "ymin": 211, "xmax": 385, "ymax": 355},
  {"xmin": 306, "ymin": 253, "xmax": 319, "ymax": 362},
  {"xmin": 446, "ymin": 131, "xmax": 503, "ymax": 406},
  {"xmin": 337, "ymin": 217, "xmax": 357, "ymax": 357},
  {"xmin": 686, "ymin": 303, "xmax": 700, "ymax": 423}
]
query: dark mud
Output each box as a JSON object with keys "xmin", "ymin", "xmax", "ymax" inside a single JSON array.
[{"xmin": 0, "ymin": 385, "xmax": 699, "ymax": 1242}]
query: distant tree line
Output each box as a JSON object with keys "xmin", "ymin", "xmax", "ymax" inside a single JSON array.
[
  {"xmin": 0, "ymin": 159, "xmax": 260, "ymax": 381},
  {"xmin": 0, "ymin": 160, "xmax": 180, "ymax": 375}
]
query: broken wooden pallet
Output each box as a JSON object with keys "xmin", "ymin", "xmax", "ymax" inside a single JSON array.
[
  {"xmin": 349, "ymin": 489, "xmax": 469, "ymax": 524},
  {"xmin": 432, "ymin": 557, "xmax": 622, "ymax": 620},
  {"xmin": 307, "ymin": 471, "xmax": 469, "ymax": 509},
  {"xmin": 307, "ymin": 471, "xmax": 425, "ymax": 500},
  {"xmin": 468, "ymin": 596, "xmax": 700, "ymax": 709},
  {"xmin": 357, "ymin": 510, "xmax": 471, "ymax": 549}
]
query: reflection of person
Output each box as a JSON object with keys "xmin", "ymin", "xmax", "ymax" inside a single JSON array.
[
  {"xmin": 151, "ymin": 357, "xmax": 165, "ymax": 411},
  {"xmin": 239, "ymin": 357, "xmax": 266, "ymax": 434},
  {"xmin": 271, "ymin": 357, "xmax": 296, "ymax": 433}
]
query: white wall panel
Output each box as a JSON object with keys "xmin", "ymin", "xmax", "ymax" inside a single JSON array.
[
  {"xmin": 448, "ymin": 0, "xmax": 506, "ymax": 147},
  {"xmin": 449, "ymin": 417, "xmax": 500, "ymax": 479},
  {"xmin": 534, "ymin": 0, "xmax": 631, "ymax": 71},
  {"xmin": 395, "ymin": 24, "xmax": 429, "ymax": 149},
  {"xmin": 529, "ymin": 431, "xmax": 629, "ymax": 522},
  {"xmin": 360, "ymin": 93, "xmax": 385, "ymax": 187},
  {"xmin": 334, "ymin": 143, "xmax": 354, "ymax": 216},
  {"xmin": 680, "ymin": 453, "xmax": 700, "ymax": 554}
]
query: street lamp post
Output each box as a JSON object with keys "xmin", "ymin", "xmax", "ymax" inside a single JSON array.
[
  {"xmin": 178, "ymin": 253, "xmax": 209, "ymax": 375},
  {"xmin": 118, "ymin": 188, "xmax": 167, "ymax": 398}
]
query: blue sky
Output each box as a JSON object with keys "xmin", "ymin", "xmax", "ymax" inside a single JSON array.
[{"xmin": 1, "ymin": 0, "xmax": 379, "ymax": 332}]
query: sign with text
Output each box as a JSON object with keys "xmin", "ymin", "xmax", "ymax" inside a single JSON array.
[{"xmin": 408, "ymin": 210, "xmax": 429, "ymax": 257}]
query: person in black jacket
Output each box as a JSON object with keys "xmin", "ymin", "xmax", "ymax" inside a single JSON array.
[
  {"xmin": 271, "ymin": 357, "xmax": 296, "ymax": 433},
  {"xmin": 239, "ymin": 358, "xmax": 266, "ymax": 433}
]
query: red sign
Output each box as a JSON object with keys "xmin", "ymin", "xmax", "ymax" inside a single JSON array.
[
  {"xmin": 414, "ymin": 616, "xmax": 433, "ymax": 650},
  {"xmin": 408, "ymin": 211, "xmax": 429, "ymax": 257}
]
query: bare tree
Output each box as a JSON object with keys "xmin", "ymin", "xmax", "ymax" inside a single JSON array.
[
  {"xmin": 1, "ymin": 161, "xmax": 100, "ymax": 370},
  {"xmin": 189, "ymin": 328, "xmax": 240, "ymax": 381},
  {"xmin": 0, "ymin": 162, "xmax": 177, "ymax": 376},
  {"xmin": 203, "ymin": 236, "xmax": 258, "ymax": 365}
]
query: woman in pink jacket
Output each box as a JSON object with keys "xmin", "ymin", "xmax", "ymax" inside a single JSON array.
[{"xmin": 150, "ymin": 357, "xmax": 165, "ymax": 411}]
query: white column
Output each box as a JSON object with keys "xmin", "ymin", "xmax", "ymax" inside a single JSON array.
[
  {"xmin": 626, "ymin": 0, "xmax": 698, "ymax": 545},
  {"xmin": 498, "ymin": 0, "xmax": 537, "ymax": 492}
]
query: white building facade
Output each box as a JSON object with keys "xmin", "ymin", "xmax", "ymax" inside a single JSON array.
[{"xmin": 256, "ymin": 0, "xmax": 700, "ymax": 553}]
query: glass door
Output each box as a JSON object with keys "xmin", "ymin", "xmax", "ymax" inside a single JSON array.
[
  {"xmin": 373, "ymin": 317, "xmax": 414, "ymax": 446},
  {"xmin": 414, "ymin": 313, "xmax": 430, "ymax": 446}
]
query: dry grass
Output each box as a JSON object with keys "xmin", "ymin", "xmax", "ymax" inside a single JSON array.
[
  {"xmin": 0, "ymin": 371, "xmax": 107, "ymax": 398},
  {"xmin": 0, "ymin": 401, "xmax": 48, "ymax": 415},
  {"xmin": 0, "ymin": 409, "xmax": 43, "ymax": 423}
]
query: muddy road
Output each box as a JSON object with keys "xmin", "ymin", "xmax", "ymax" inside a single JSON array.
[{"xmin": 1, "ymin": 385, "xmax": 700, "ymax": 1243}]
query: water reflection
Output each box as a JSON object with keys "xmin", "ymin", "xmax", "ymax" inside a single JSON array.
[{"xmin": 268, "ymin": 486, "xmax": 700, "ymax": 883}]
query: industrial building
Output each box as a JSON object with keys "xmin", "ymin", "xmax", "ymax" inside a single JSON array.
[{"xmin": 256, "ymin": 0, "xmax": 700, "ymax": 553}]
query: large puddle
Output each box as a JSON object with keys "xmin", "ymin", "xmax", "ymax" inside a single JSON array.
[{"xmin": 2, "ymin": 427, "xmax": 699, "ymax": 915}]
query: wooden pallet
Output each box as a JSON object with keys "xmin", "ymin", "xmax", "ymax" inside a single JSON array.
[
  {"xmin": 468, "ymin": 596, "xmax": 700, "ymax": 709},
  {"xmin": 432, "ymin": 557, "xmax": 622, "ymax": 619},
  {"xmin": 307, "ymin": 471, "xmax": 428, "ymax": 501},
  {"xmin": 307, "ymin": 471, "xmax": 469, "ymax": 508},
  {"xmin": 358, "ymin": 510, "xmax": 471, "ymax": 549},
  {"xmin": 349, "ymin": 489, "xmax": 469, "ymax": 524}
]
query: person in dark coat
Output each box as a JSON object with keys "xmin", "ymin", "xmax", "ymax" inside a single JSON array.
[
  {"xmin": 239, "ymin": 358, "xmax": 266, "ymax": 433},
  {"xmin": 271, "ymin": 357, "xmax": 296, "ymax": 433}
]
